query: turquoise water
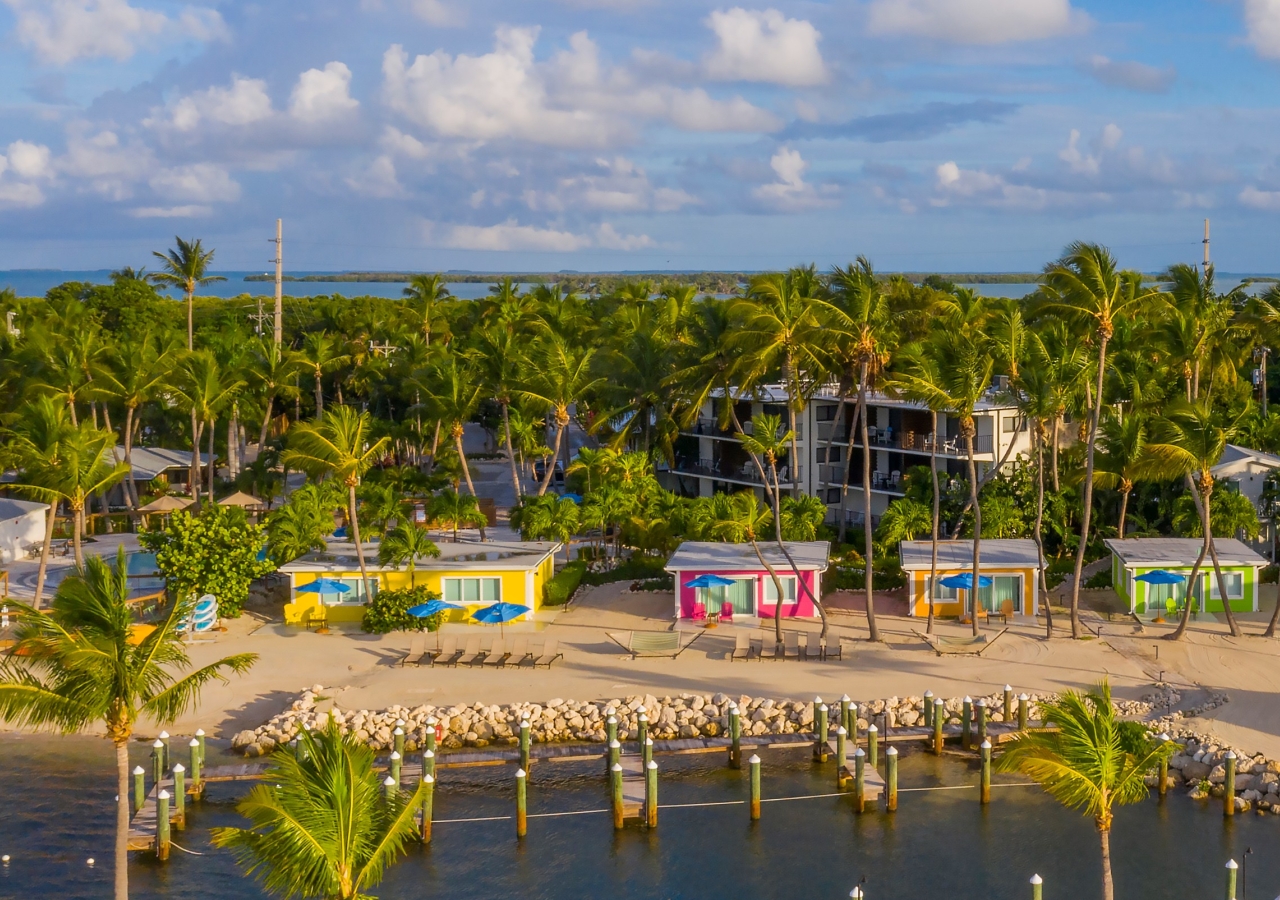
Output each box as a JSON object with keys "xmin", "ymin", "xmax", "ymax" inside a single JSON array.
[{"xmin": 0, "ymin": 735, "xmax": 1276, "ymax": 900}]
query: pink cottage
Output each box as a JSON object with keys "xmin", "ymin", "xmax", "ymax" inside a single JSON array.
[{"xmin": 665, "ymin": 541, "xmax": 831, "ymax": 621}]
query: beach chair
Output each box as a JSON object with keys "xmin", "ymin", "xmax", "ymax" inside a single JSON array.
[
  {"xmin": 399, "ymin": 635, "xmax": 426, "ymax": 668},
  {"xmin": 691, "ymin": 601, "xmax": 706, "ymax": 624},
  {"xmin": 783, "ymin": 632, "xmax": 802, "ymax": 660},
  {"xmin": 534, "ymin": 638, "xmax": 563, "ymax": 668},
  {"xmin": 430, "ymin": 635, "xmax": 459, "ymax": 667},
  {"xmin": 821, "ymin": 635, "xmax": 842, "ymax": 661},
  {"xmin": 483, "ymin": 637, "xmax": 509, "ymax": 667},
  {"xmin": 508, "ymin": 636, "xmax": 530, "ymax": 666},
  {"xmin": 804, "ymin": 631, "xmax": 823, "ymax": 662},
  {"xmin": 758, "ymin": 632, "xmax": 779, "ymax": 660},
  {"xmin": 455, "ymin": 636, "xmax": 484, "ymax": 667},
  {"xmin": 731, "ymin": 631, "xmax": 751, "ymax": 661},
  {"xmin": 720, "ymin": 601, "xmax": 735, "ymax": 624}
]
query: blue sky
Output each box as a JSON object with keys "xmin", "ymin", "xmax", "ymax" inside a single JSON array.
[{"xmin": 2, "ymin": 0, "xmax": 1280, "ymax": 273}]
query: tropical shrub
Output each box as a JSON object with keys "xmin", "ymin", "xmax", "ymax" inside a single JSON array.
[
  {"xmin": 543, "ymin": 561, "xmax": 586, "ymax": 606},
  {"xmin": 362, "ymin": 585, "xmax": 442, "ymax": 634}
]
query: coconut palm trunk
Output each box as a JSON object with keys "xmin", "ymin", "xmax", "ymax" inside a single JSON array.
[
  {"xmin": 1033, "ymin": 425, "xmax": 1054, "ymax": 638},
  {"xmin": 1098, "ymin": 818, "xmax": 1114, "ymax": 900},
  {"xmin": 782, "ymin": 353, "xmax": 802, "ymax": 498},
  {"xmin": 114, "ymin": 736, "xmax": 130, "ymax": 900},
  {"xmin": 858, "ymin": 368, "xmax": 880, "ymax": 642},
  {"xmin": 347, "ymin": 480, "xmax": 374, "ymax": 601},
  {"xmin": 1169, "ymin": 473, "xmax": 1210, "ymax": 641},
  {"xmin": 33, "ymin": 501, "xmax": 57, "ymax": 607},
  {"xmin": 190, "ymin": 411, "xmax": 202, "ymax": 503},
  {"xmin": 1200, "ymin": 475, "xmax": 1242, "ymax": 637},
  {"xmin": 927, "ymin": 409, "xmax": 940, "ymax": 635},
  {"xmin": 502, "ymin": 401, "xmax": 521, "ymax": 500},
  {"xmin": 749, "ymin": 536, "xmax": 787, "ymax": 647},
  {"xmin": 538, "ymin": 411, "xmax": 567, "ymax": 496},
  {"xmin": 964, "ymin": 420, "xmax": 983, "ymax": 636},
  {"xmin": 122, "ymin": 406, "xmax": 139, "ymax": 511},
  {"xmin": 837, "ymin": 394, "xmax": 861, "ymax": 544},
  {"xmin": 206, "ymin": 417, "xmax": 217, "ymax": 499},
  {"xmin": 453, "ymin": 424, "xmax": 487, "ymax": 541},
  {"xmin": 1070, "ymin": 332, "xmax": 1110, "ymax": 639},
  {"xmin": 71, "ymin": 499, "xmax": 85, "ymax": 566}
]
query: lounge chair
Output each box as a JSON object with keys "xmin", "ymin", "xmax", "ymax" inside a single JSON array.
[
  {"xmin": 803, "ymin": 631, "xmax": 823, "ymax": 662},
  {"xmin": 400, "ymin": 635, "xmax": 426, "ymax": 668},
  {"xmin": 821, "ymin": 635, "xmax": 842, "ymax": 661},
  {"xmin": 534, "ymin": 638, "xmax": 563, "ymax": 668},
  {"xmin": 430, "ymin": 635, "xmax": 459, "ymax": 667},
  {"xmin": 783, "ymin": 632, "xmax": 802, "ymax": 660},
  {"xmin": 455, "ymin": 636, "xmax": 484, "ymax": 667},
  {"xmin": 508, "ymin": 636, "xmax": 529, "ymax": 666},
  {"xmin": 483, "ymin": 637, "xmax": 509, "ymax": 667},
  {"xmin": 758, "ymin": 632, "xmax": 779, "ymax": 660},
  {"xmin": 731, "ymin": 631, "xmax": 751, "ymax": 661},
  {"xmin": 606, "ymin": 630, "xmax": 704, "ymax": 659}
]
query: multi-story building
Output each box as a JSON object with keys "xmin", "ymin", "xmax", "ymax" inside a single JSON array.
[{"xmin": 660, "ymin": 383, "xmax": 1032, "ymax": 528}]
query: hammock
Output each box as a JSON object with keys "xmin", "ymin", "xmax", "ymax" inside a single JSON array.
[
  {"xmin": 913, "ymin": 628, "xmax": 1009, "ymax": 657},
  {"xmin": 607, "ymin": 630, "xmax": 704, "ymax": 659}
]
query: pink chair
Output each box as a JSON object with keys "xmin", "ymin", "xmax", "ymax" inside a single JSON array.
[
  {"xmin": 691, "ymin": 601, "xmax": 706, "ymax": 623},
  {"xmin": 720, "ymin": 601, "xmax": 734, "ymax": 624}
]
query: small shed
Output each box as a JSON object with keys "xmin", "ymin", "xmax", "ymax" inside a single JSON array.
[
  {"xmin": 665, "ymin": 541, "xmax": 830, "ymax": 620},
  {"xmin": 1105, "ymin": 537, "xmax": 1268, "ymax": 615},
  {"xmin": 899, "ymin": 539, "xmax": 1043, "ymax": 618},
  {"xmin": 0, "ymin": 497, "xmax": 46, "ymax": 564}
]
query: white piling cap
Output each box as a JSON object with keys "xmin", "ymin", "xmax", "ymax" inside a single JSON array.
[
  {"xmin": 521, "ymin": 720, "xmax": 530, "ymax": 728},
  {"xmin": 172, "ymin": 764, "xmax": 184, "ymax": 773},
  {"xmin": 1004, "ymin": 685, "xmax": 1012, "ymax": 691},
  {"xmin": 159, "ymin": 790, "xmax": 170, "ymax": 800},
  {"xmin": 637, "ymin": 706, "xmax": 646, "ymax": 714},
  {"xmin": 159, "ymin": 731, "xmax": 169, "ymax": 739},
  {"xmin": 189, "ymin": 738, "xmax": 199, "ymax": 747},
  {"xmin": 964, "ymin": 695, "xmax": 972, "ymax": 702},
  {"xmin": 1019, "ymin": 693, "xmax": 1029, "ymax": 701},
  {"xmin": 395, "ymin": 718, "xmax": 405, "ymax": 727},
  {"xmin": 841, "ymin": 694, "xmax": 851, "ymax": 702},
  {"xmin": 383, "ymin": 776, "xmax": 395, "ymax": 786},
  {"xmin": 981, "ymin": 739, "xmax": 992, "ymax": 749},
  {"xmin": 516, "ymin": 768, "xmax": 527, "ymax": 778},
  {"xmin": 639, "ymin": 712, "xmax": 648, "ymax": 721},
  {"xmin": 195, "ymin": 729, "xmax": 205, "ymax": 737},
  {"xmin": 935, "ymin": 697, "xmax": 944, "ymax": 705},
  {"xmin": 886, "ymin": 746, "xmax": 898, "ymax": 756},
  {"xmin": 611, "ymin": 763, "xmax": 623, "ymax": 772},
  {"xmin": 836, "ymin": 726, "xmax": 847, "ymax": 735},
  {"xmin": 1159, "ymin": 733, "xmax": 1170, "ymax": 742},
  {"xmin": 153, "ymin": 739, "xmax": 164, "ymax": 748},
  {"xmin": 1030, "ymin": 875, "xmax": 1042, "ymax": 885},
  {"xmin": 850, "ymin": 888, "xmax": 863, "ymax": 899},
  {"xmin": 605, "ymin": 707, "xmax": 616, "ymax": 716},
  {"xmin": 1227, "ymin": 750, "xmax": 1238, "ymax": 759},
  {"xmin": 134, "ymin": 766, "xmax": 145, "ymax": 775},
  {"xmin": 607, "ymin": 716, "xmax": 618, "ymax": 725},
  {"xmin": 748, "ymin": 754, "xmax": 761, "ymax": 764},
  {"xmin": 868, "ymin": 724, "xmax": 878, "ymax": 733},
  {"xmin": 647, "ymin": 760, "xmax": 657, "ymax": 770},
  {"xmin": 609, "ymin": 739, "xmax": 621, "ymax": 749},
  {"xmin": 730, "ymin": 705, "xmax": 739, "ymax": 715},
  {"xmin": 424, "ymin": 774, "xmax": 435, "ymax": 784},
  {"xmin": 819, "ymin": 703, "xmax": 828, "ymax": 711},
  {"xmin": 975, "ymin": 698, "xmax": 986, "ymax": 706},
  {"xmin": 645, "ymin": 737, "xmax": 653, "ymax": 746},
  {"xmin": 813, "ymin": 696, "xmax": 823, "ymax": 704},
  {"xmin": 1, "ymin": 855, "xmax": 8, "ymax": 863},
  {"xmin": 424, "ymin": 749, "xmax": 435, "ymax": 758},
  {"xmin": 854, "ymin": 747, "xmax": 865, "ymax": 757},
  {"xmin": 394, "ymin": 727, "xmax": 403, "ymax": 735},
  {"xmin": 1226, "ymin": 859, "xmax": 1238, "ymax": 869},
  {"xmin": 390, "ymin": 751, "xmax": 401, "ymax": 760},
  {"xmin": 426, "ymin": 716, "xmax": 437, "ymax": 725},
  {"xmin": 923, "ymin": 689, "xmax": 933, "ymax": 696}
]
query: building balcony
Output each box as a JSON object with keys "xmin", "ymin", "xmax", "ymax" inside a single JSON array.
[
  {"xmin": 814, "ymin": 424, "xmax": 993, "ymax": 456},
  {"xmin": 683, "ymin": 417, "xmax": 804, "ymax": 442},
  {"xmin": 670, "ymin": 458, "xmax": 802, "ymax": 488},
  {"xmin": 818, "ymin": 465, "xmax": 907, "ymax": 496}
]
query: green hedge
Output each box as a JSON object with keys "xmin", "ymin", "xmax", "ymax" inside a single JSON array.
[
  {"xmin": 581, "ymin": 556, "xmax": 668, "ymax": 586},
  {"xmin": 544, "ymin": 561, "xmax": 587, "ymax": 607},
  {"xmin": 362, "ymin": 585, "xmax": 443, "ymax": 634},
  {"xmin": 830, "ymin": 565, "xmax": 907, "ymax": 592},
  {"xmin": 1083, "ymin": 568, "xmax": 1113, "ymax": 590}
]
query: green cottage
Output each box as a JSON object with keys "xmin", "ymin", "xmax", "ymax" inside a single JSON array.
[{"xmin": 1104, "ymin": 537, "xmax": 1268, "ymax": 617}]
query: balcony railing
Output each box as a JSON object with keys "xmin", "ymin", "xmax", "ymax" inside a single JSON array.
[
  {"xmin": 819, "ymin": 465, "xmax": 906, "ymax": 494},
  {"xmin": 672, "ymin": 459, "xmax": 802, "ymax": 486},
  {"xmin": 815, "ymin": 426, "xmax": 993, "ymax": 456},
  {"xmin": 683, "ymin": 418, "xmax": 804, "ymax": 441}
]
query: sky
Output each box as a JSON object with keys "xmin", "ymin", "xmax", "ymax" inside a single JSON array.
[{"xmin": 2, "ymin": 0, "xmax": 1280, "ymax": 274}]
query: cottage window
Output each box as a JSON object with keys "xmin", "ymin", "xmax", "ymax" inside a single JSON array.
[
  {"xmin": 927, "ymin": 577, "xmax": 958, "ymax": 601},
  {"xmin": 443, "ymin": 577, "xmax": 502, "ymax": 605},
  {"xmin": 312, "ymin": 577, "xmax": 375, "ymax": 605},
  {"xmin": 1206, "ymin": 571, "xmax": 1244, "ymax": 600},
  {"xmin": 763, "ymin": 575, "xmax": 797, "ymax": 604}
]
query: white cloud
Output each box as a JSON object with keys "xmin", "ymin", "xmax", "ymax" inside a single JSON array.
[
  {"xmin": 428, "ymin": 217, "xmax": 653, "ymax": 251},
  {"xmin": 752, "ymin": 147, "xmax": 835, "ymax": 210},
  {"xmin": 149, "ymin": 163, "xmax": 240, "ymax": 202},
  {"xmin": 164, "ymin": 76, "xmax": 273, "ymax": 132},
  {"xmin": 867, "ymin": 0, "xmax": 1086, "ymax": 44},
  {"xmin": 1085, "ymin": 55, "xmax": 1175, "ymax": 93},
  {"xmin": 933, "ymin": 160, "xmax": 1050, "ymax": 209},
  {"xmin": 6, "ymin": 141, "xmax": 53, "ymax": 180},
  {"xmin": 3, "ymin": 0, "xmax": 224, "ymax": 65},
  {"xmin": 0, "ymin": 182, "xmax": 46, "ymax": 208},
  {"xmin": 346, "ymin": 156, "xmax": 401, "ymax": 197},
  {"xmin": 1240, "ymin": 185, "xmax": 1280, "ymax": 210},
  {"xmin": 595, "ymin": 222, "xmax": 655, "ymax": 250},
  {"xmin": 59, "ymin": 129, "xmax": 152, "ymax": 199},
  {"xmin": 526, "ymin": 157, "xmax": 698, "ymax": 213},
  {"xmin": 409, "ymin": 0, "xmax": 463, "ymax": 25},
  {"xmin": 1244, "ymin": 0, "xmax": 1280, "ymax": 59},
  {"xmin": 128, "ymin": 204, "xmax": 213, "ymax": 217},
  {"xmin": 1058, "ymin": 124, "xmax": 1121, "ymax": 175},
  {"xmin": 704, "ymin": 8, "xmax": 827, "ymax": 86},
  {"xmin": 290, "ymin": 62, "xmax": 360, "ymax": 122}
]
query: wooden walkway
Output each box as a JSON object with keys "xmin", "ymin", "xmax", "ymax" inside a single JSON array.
[{"xmin": 126, "ymin": 778, "xmax": 184, "ymax": 851}]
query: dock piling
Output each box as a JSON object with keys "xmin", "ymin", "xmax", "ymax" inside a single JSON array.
[
  {"xmin": 645, "ymin": 760, "xmax": 658, "ymax": 828},
  {"xmin": 393, "ymin": 726, "xmax": 405, "ymax": 761},
  {"xmin": 390, "ymin": 751, "xmax": 402, "ymax": 787},
  {"xmin": 729, "ymin": 704, "xmax": 742, "ymax": 769},
  {"xmin": 516, "ymin": 768, "xmax": 527, "ymax": 838},
  {"xmin": 1030, "ymin": 874, "xmax": 1042, "ymax": 900},
  {"xmin": 962, "ymin": 697, "xmax": 972, "ymax": 749},
  {"xmin": 423, "ymin": 749, "xmax": 435, "ymax": 781},
  {"xmin": 1018, "ymin": 694, "xmax": 1029, "ymax": 731},
  {"xmin": 886, "ymin": 746, "xmax": 898, "ymax": 812},
  {"xmin": 425, "ymin": 717, "xmax": 438, "ymax": 756},
  {"xmin": 975, "ymin": 698, "xmax": 987, "ymax": 747},
  {"xmin": 171, "ymin": 764, "xmax": 185, "ymax": 829},
  {"xmin": 606, "ymin": 713, "xmax": 618, "ymax": 748},
  {"xmin": 643, "ymin": 736, "xmax": 653, "ymax": 770},
  {"xmin": 158, "ymin": 731, "xmax": 170, "ymax": 772},
  {"xmin": 133, "ymin": 766, "xmax": 145, "ymax": 813},
  {"xmin": 1224, "ymin": 751, "xmax": 1237, "ymax": 818},
  {"xmin": 854, "ymin": 747, "xmax": 866, "ymax": 813},
  {"xmin": 922, "ymin": 691, "xmax": 933, "ymax": 728},
  {"xmin": 933, "ymin": 699, "xmax": 944, "ymax": 754},
  {"xmin": 980, "ymin": 739, "xmax": 992, "ymax": 804},
  {"xmin": 1225, "ymin": 859, "xmax": 1238, "ymax": 900},
  {"xmin": 608, "ymin": 739, "xmax": 621, "ymax": 776},
  {"xmin": 151, "ymin": 740, "xmax": 164, "ymax": 791},
  {"xmin": 195, "ymin": 729, "xmax": 206, "ymax": 765},
  {"xmin": 519, "ymin": 720, "xmax": 531, "ymax": 773},
  {"xmin": 189, "ymin": 739, "xmax": 202, "ymax": 795},
  {"xmin": 420, "ymin": 774, "xmax": 434, "ymax": 844},
  {"xmin": 383, "ymin": 775, "xmax": 396, "ymax": 802},
  {"xmin": 156, "ymin": 791, "xmax": 170, "ymax": 860},
  {"xmin": 836, "ymin": 726, "xmax": 848, "ymax": 788},
  {"xmin": 1003, "ymin": 685, "xmax": 1013, "ymax": 722},
  {"xmin": 840, "ymin": 695, "xmax": 852, "ymax": 737},
  {"xmin": 1158, "ymin": 734, "xmax": 1169, "ymax": 798},
  {"xmin": 867, "ymin": 724, "xmax": 878, "ymax": 769},
  {"xmin": 611, "ymin": 763, "xmax": 624, "ymax": 830},
  {"xmin": 815, "ymin": 700, "xmax": 829, "ymax": 762},
  {"xmin": 749, "ymin": 755, "xmax": 761, "ymax": 820},
  {"xmin": 637, "ymin": 712, "xmax": 648, "ymax": 751}
]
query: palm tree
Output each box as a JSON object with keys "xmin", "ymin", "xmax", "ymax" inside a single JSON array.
[
  {"xmin": 476, "ymin": 325, "xmax": 527, "ymax": 500},
  {"xmin": 419, "ymin": 352, "xmax": 486, "ymax": 509},
  {"xmin": 1140, "ymin": 400, "xmax": 1247, "ymax": 639},
  {"xmin": 402, "ymin": 273, "xmax": 452, "ymax": 346},
  {"xmin": 1017, "ymin": 342, "xmax": 1061, "ymax": 637},
  {"xmin": 709, "ymin": 492, "xmax": 791, "ymax": 649},
  {"xmin": 1093, "ymin": 412, "xmax": 1153, "ymax": 540},
  {"xmin": 1041, "ymin": 242, "xmax": 1157, "ymax": 638},
  {"xmin": 150, "ymin": 236, "xmax": 227, "ymax": 351},
  {"xmin": 428, "ymin": 489, "xmax": 487, "ymax": 543},
  {"xmin": 173, "ymin": 350, "xmax": 244, "ymax": 503},
  {"xmin": 297, "ymin": 333, "xmax": 350, "ymax": 419},
  {"xmin": 248, "ymin": 338, "xmax": 301, "ymax": 448},
  {"xmin": 99, "ymin": 332, "xmax": 178, "ymax": 511},
  {"xmin": 997, "ymin": 680, "xmax": 1173, "ymax": 900},
  {"xmin": 518, "ymin": 338, "xmax": 602, "ymax": 496},
  {"xmin": 283, "ymin": 406, "xmax": 390, "ymax": 600},
  {"xmin": 2, "ymin": 397, "xmax": 74, "ymax": 605},
  {"xmin": 378, "ymin": 521, "xmax": 440, "ymax": 586},
  {"xmin": 212, "ymin": 717, "xmax": 425, "ymax": 900},
  {"xmin": 515, "ymin": 495, "xmax": 580, "ymax": 562},
  {"xmin": 893, "ymin": 331, "xmax": 994, "ymax": 635},
  {"xmin": 0, "ymin": 549, "xmax": 256, "ymax": 900}
]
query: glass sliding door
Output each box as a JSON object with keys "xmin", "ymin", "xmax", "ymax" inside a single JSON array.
[{"xmin": 977, "ymin": 575, "xmax": 1021, "ymax": 613}]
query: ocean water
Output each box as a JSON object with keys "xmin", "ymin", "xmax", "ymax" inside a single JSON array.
[{"xmin": 0, "ymin": 734, "xmax": 1276, "ymax": 900}]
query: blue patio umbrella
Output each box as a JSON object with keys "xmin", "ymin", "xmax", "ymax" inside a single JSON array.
[
  {"xmin": 408, "ymin": 598, "xmax": 462, "ymax": 648},
  {"xmin": 685, "ymin": 574, "xmax": 738, "ymax": 589},
  {"xmin": 471, "ymin": 601, "xmax": 532, "ymax": 638},
  {"xmin": 560, "ymin": 493, "xmax": 584, "ymax": 504},
  {"xmin": 296, "ymin": 578, "xmax": 351, "ymax": 596},
  {"xmin": 939, "ymin": 573, "xmax": 994, "ymax": 590},
  {"xmin": 1135, "ymin": 570, "xmax": 1185, "ymax": 585}
]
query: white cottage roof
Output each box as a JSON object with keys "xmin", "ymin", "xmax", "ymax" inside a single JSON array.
[
  {"xmin": 279, "ymin": 539, "xmax": 560, "ymax": 574},
  {"xmin": 1105, "ymin": 537, "xmax": 1268, "ymax": 569},
  {"xmin": 0, "ymin": 497, "xmax": 46, "ymax": 522},
  {"xmin": 899, "ymin": 539, "xmax": 1043, "ymax": 570},
  {"xmin": 665, "ymin": 541, "xmax": 830, "ymax": 572}
]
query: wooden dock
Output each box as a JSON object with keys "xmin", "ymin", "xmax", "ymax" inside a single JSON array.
[{"xmin": 126, "ymin": 778, "xmax": 183, "ymax": 851}]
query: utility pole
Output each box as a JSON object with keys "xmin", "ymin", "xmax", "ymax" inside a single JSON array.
[
  {"xmin": 270, "ymin": 218, "xmax": 283, "ymax": 346},
  {"xmin": 369, "ymin": 340, "xmax": 400, "ymax": 358},
  {"xmin": 248, "ymin": 309, "xmax": 271, "ymax": 335},
  {"xmin": 1202, "ymin": 218, "xmax": 1210, "ymax": 275}
]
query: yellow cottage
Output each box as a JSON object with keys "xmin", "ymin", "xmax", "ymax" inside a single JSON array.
[
  {"xmin": 279, "ymin": 539, "xmax": 561, "ymax": 626},
  {"xmin": 899, "ymin": 539, "xmax": 1044, "ymax": 619}
]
